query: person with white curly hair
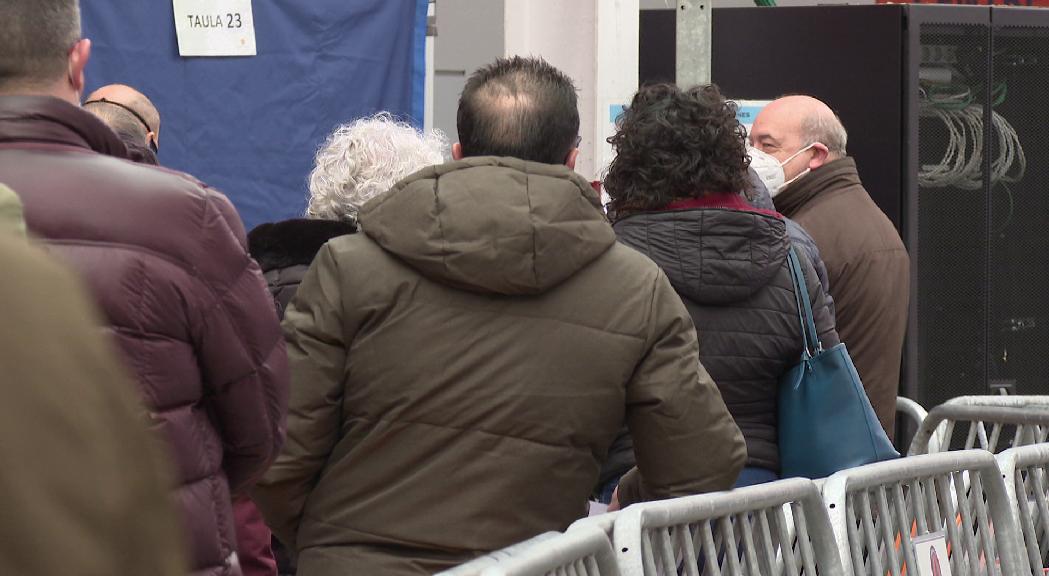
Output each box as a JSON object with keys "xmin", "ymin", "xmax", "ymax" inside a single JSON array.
[
  {"xmin": 305, "ymin": 113, "xmax": 447, "ymax": 222},
  {"xmin": 249, "ymin": 113, "xmax": 446, "ymax": 316},
  {"xmin": 249, "ymin": 114, "xmax": 443, "ymax": 575}
]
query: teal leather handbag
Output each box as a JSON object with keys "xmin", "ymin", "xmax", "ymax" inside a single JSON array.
[{"xmin": 777, "ymin": 247, "xmax": 898, "ymax": 479}]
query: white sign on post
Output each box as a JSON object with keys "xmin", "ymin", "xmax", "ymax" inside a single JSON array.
[{"xmin": 172, "ymin": 0, "xmax": 257, "ymax": 57}]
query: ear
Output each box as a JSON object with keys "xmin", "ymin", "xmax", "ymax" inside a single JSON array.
[
  {"xmin": 808, "ymin": 142, "xmax": 831, "ymax": 170},
  {"xmin": 565, "ymin": 148, "xmax": 580, "ymax": 170},
  {"xmin": 452, "ymin": 142, "xmax": 463, "ymax": 160},
  {"xmin": 68, "ymin": 39, "xmax": 91, "ymax": 96}
]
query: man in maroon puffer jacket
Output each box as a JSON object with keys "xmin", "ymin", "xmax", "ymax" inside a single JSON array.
[
  {"xmin": 0, "ymin": 2, "xmax": 290, "ymax": 575},
  {"xmin": 87, "ymin": 83, "xmax": 281, "ymax": 576}
]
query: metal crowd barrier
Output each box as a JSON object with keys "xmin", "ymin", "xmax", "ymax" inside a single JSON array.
[
  {"xmin": 997, "ymin": 444, "xmax": 1049, "ymax": 576},
  {"xmin": 611, "ymin": 478, "xmax": 843, "ymax": 576},
  {"xmin": 569, "ymin": 511, "xmax": 621, "ymax": 538},
  {"xmin": 435, "ymin": 532, "xmax": 563, "ymax": 576},
  {"xmin": 908, "ymin": 398, "xmax": 1049, "ymax": 456},
  {"xmin": 821, "ymin": 450, "xmax": 1027, "ymax": 576},
  {"xmin": 896, "ymin": 396, "xmax": 929, "ymax": 438},
  {"xmin": 476, "ymin": 527, "xmax": 621, "ymax": 576},
  {"xmin": 442, "ymin": 396, "xmax": 1049, "ymax": 576}
]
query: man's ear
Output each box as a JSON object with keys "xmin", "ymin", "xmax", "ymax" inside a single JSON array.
[
  {"xmin": 68, "ymin": 39, "xmax": 91, "ymax": 96},
  {"xmin": 565, "ymin": 148, "xmax": 580, "ymax": 170},
  {"xmin": 452, "ymin": 142, "xmax": 463, "ymax": 160},
  {"xmin": 808, "ymin": 142, "xmax": 831, "ymax": 170}
]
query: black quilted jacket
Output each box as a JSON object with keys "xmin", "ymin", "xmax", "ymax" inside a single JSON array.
[
  {"xmin": 612, "ymin": 204, "xmax": 839, "ymax": 471},
  {"xmin": 248, "ymin": 218, "xmax": 358, "ymax": 318}
]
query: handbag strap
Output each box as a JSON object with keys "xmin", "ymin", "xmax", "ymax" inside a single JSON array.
[{"xmin": 786, "ymin": 246, "xmax": 822, "ymax": 356}]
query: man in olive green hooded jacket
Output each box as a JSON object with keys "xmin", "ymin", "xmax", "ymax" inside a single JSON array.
[{"xmin": 254, "ymin": 56, "xmax": 746, "ymax": 576}]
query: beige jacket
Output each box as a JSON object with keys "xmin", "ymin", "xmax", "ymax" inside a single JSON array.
[
  {"xmin": 0, "ymin": 235, "xmax": 186, "ymax": 575},
  {"xmin": 255, "ymin": 157, "xmax": 746, "ymax": 575},
  {"xmin": 0, "ymin": 183, "xmax": 25, "ymax": 235}
]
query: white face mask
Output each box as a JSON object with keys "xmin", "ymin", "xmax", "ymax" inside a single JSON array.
[{"xmin": 748, "ymin": 143, "xmax": 817, "ymax": 197}]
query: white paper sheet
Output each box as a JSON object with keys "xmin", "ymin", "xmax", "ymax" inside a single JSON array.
[{"xmin": 172, "ymin": 0, "xmax": 256, "ymax": 57}]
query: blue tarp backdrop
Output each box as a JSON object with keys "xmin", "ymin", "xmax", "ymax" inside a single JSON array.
[{"xmin": 82, "ymin": 1, "xmax": 428, "ymax": 229}]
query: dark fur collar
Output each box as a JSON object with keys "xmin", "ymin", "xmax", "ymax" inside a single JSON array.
[{"xmin": 248, "ymin": 218, "xmax": 358, "ymax": 272}]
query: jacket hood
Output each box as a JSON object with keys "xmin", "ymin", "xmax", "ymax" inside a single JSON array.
[
  {"xmin": 614, "ymin": 207, "xmax": 789, "ymax": 305},
  {"xmin": 0, "ymin": 96, "xmax": 129, "ymax": 158},
  {"xmin": 359, "ymin": 156, "xmax": 615, "ymax": 295},
  {"xmin": 248, "ymin": 218, "xmax": 358, "ymax": 273}
]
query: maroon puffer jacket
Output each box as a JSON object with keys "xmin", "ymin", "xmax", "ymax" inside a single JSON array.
[{"xmin": 0, "ymin": 96, "xmax": 289, "ymax": 576}]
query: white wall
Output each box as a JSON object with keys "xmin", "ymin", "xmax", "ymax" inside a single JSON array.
[
  {"xmin": 433, "ymin": 0, "xmax": 505, "ymax": 145},
  {"xmin": 504, "ymin": 0, "xmax": 600, "ymax": 177},
  {"xmin": 595, "ymin": 0, "xmax": 640, "ymax": 176}
]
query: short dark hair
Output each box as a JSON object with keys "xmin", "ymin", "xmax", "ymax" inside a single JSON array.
[
  {"xmin": 84, "ymin": 102, "xmax": 149, "ymax": 143},
  {"xmin": 83, "ymin": 102, "xmax": 158, "ymax": 165},
  {"xmin": 0, "ymin": 0, "xmax": 81, "ymax": 91},
  {"xmin": 457, "ymin": 56, "xmax": 579, "ymax": 165},
  {"xmin": 605, "ymin": 83, "xmax": 750, "ymax": 214}
]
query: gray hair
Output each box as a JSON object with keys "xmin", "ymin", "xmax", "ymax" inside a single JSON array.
[
  {"xmin": 801, "ymin": 107, "xmax": 848, "ymax": 158},
  {"xmin": 0, "ymin": 0, "xmax": 81, "ymax": 91},
  {"xmin": 306, "ymin": 113, "xmax": 447, "ymax": 221}
]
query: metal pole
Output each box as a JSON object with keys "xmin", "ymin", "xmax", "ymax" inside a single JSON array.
[
  {"xmin": 424, "ymin": 0, "xmax": 436, "ymax": 132},
  {"xmin": 676, "ymin": 0, "xmax": 711, "ymax": 86}
]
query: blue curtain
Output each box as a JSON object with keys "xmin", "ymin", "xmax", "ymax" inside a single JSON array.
[{"xmin": 82, "ymin": 0, "xmax": 428, "ymax": 229}]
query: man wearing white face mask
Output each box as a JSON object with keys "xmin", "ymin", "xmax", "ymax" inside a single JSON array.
[
  {"xmin": 749, "ymin": 95, "xmax": 909, "ymax": 441},
  {"xmin": 749, "ymin": 141, "xmax": 819, "ymax": 197}
]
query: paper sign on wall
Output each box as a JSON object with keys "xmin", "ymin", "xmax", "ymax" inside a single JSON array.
[
  {"xmin": 732, "ymin": 99, "xmax": 773, "ymax": 135},
  {"xmin": 172, "ymin": 0, "xmax": 256, "ymax": 57},
  {"xmin": 913, "ymin": 532, "xmax": 952, "ymax": 576}
]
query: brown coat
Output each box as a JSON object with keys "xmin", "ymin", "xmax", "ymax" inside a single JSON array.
[
  {"xmin": 0, "ymin": 233, "xmax": 186, "ymax": 575},
  {"xmin": 774, "ymin": 158, "xmax": 910, "ymax": 439},
  {"xmin": 254, "ymin": 157, "xmax": 746, "ymax": 576},
  {"xmin": 614, "ymin": 201, "xmax": 840, "ymax": 472}
]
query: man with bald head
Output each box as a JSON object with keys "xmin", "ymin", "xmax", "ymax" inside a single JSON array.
[
  {"xmin": 84, "ymin": 82, "xmax": 281, "ymax": 576},
  {"xmin": 83, "ymin": 84, "xmax": 160, "ymax": 164},
  {"xmin": 750, "ymin": 95, "xmax": 909, "ymax": 440}
]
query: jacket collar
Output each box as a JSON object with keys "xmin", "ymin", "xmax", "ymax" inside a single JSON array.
[
  {"xmin": 613, "ymin": 197, "xmax": 789, "ymax": 305},
  {"xmin": 773, "ymin": 157, "xmax": 862, "ymax": 217},
  {"xmin": 248, "ymin": 218, "xmax": 358, "ymax": 272},
  {"xmin": 665, "ymin": 191, "xmax": 783, "ymax": 219},
  {"xmin": 0, "ymin": 95, "xmax": 128, "ymax": 159}
]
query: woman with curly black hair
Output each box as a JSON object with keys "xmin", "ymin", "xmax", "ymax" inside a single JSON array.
[{"xmin": 601, "ymin": 84, "xmax": 840, "ymax": 491}]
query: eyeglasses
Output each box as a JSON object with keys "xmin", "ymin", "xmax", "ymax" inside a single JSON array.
[{"xmin": 574, "ymin": 135, "xmax": 582, "ymax": 148}]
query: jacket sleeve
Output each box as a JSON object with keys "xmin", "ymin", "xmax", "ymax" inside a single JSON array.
[
  {"xmin": 195, "ymin": 193, "xmax": 290, "ymax": 494},
  {"xmin": 18, "ymin": 245, "xmax": 187, "ymax": 576},
  {"xmin": 786, "ymin": 218, "xmax": 836, "ymax": 324},
  {"xmin": 798, "ymin": 248, "xmax": 841, "ymax": 350},
  {"xmin": 253, "ymin": 242, "xmax": 349, "ymax": 550},
  {"xmin": 616, "ymin": 271, "xmax": 747, "ymax": 508}
]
